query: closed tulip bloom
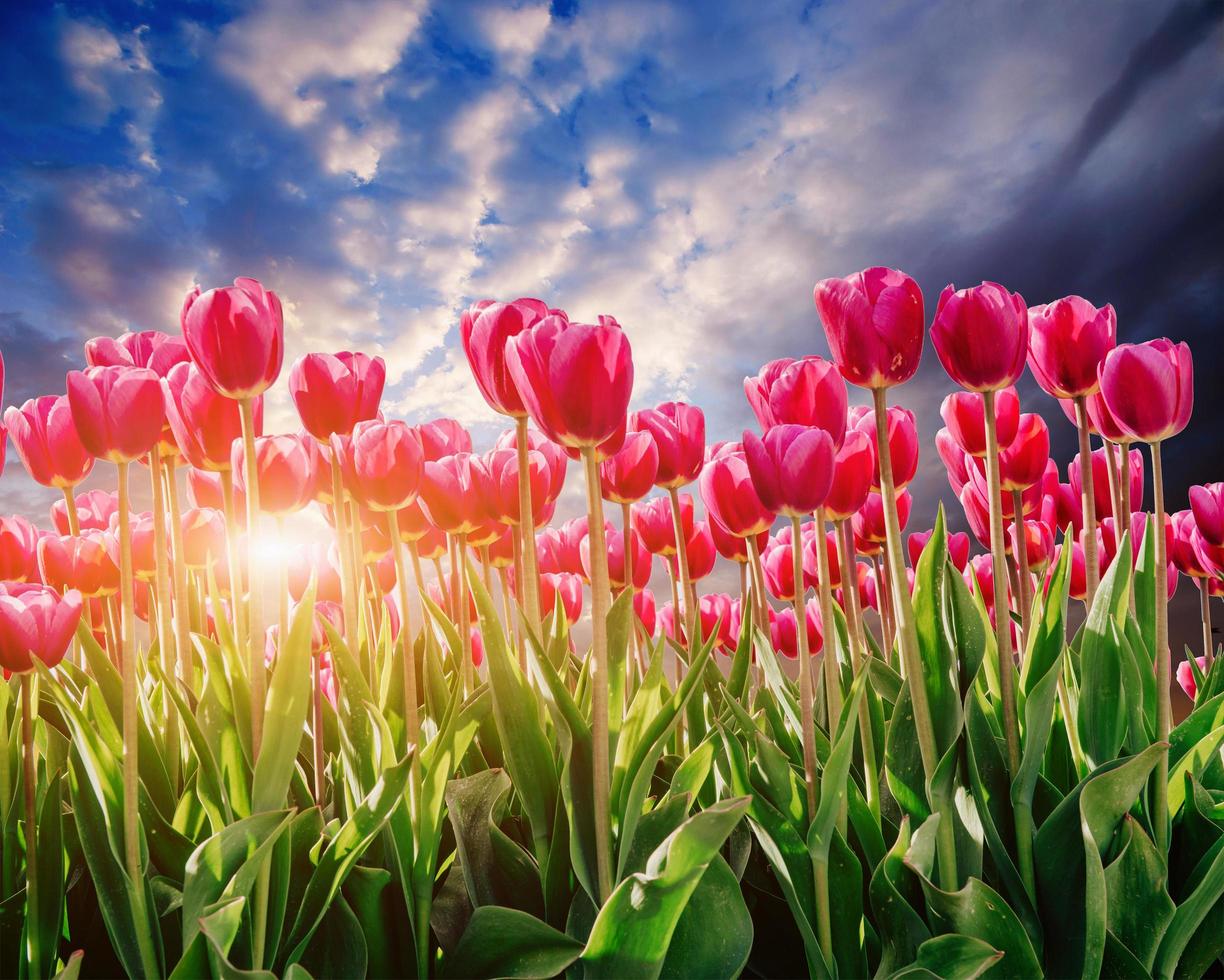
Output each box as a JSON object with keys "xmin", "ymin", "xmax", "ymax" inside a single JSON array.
[
  {"xmin": 802, "ymin": 527, "xmax": 842, "ymax": 590},
  {"xmin": 1170, "ymin": 511, "xmax": 1211, "ymax": 578},
  {"xmin": 50, "ymin": 490, "xmax": 121, "ymax": 535},
  {"xmin": 936, "ymin": 428, "xmax": 972, "ymax": 494},
  {"xmin": 672, "ymin": 520, "xmax": 717, "ymax": 581},
  {"xmin": 854, "ymin": 490, "xmax": 911, "ymax": 552},
  {"xmin": 461, "ymin": 298, "xmax": 552, "ymax": 417},
  {"xmin": 696, "ymin": 592, "xmax": 736, "ymax": 651},
  {"xmin": 341, "ymin": 419, "xmax": 425, "ymax": 512},
  {"xmin": 1069, "ymin": 447, "xmax": 1144, "ymax": 520},
  {"xmin": 999, "ymin": 413, "xmax": 1050, "ymax": 491},
  {"xmin": 631, "ymin": 402, "xmax": 705, "ymax": 489},
  {"xmin": 814, "ymin": 266, "xmax": 924, "ymax": 389},
  {"xmin": 163, "ymin": 363, "xmax": 261, "ymax": 472},
  {"xmin": 485, "ymin": 527, "xmax": 516, "ymax": 569},
  {"xmin": 1098, "ymin": 339, "xmax": 1193, "ymax": 443},
  {"xmin": 1178, "ymin": 656, "xmax": 1207, "ymax": 701},
  {"xmin": 1082, "ymin": 389, "xmax": 1132, "ymax": 444},
  {"xmin": 289, "ymin": 351, "xmax": 386, "ymax": 442},
  {"xmin": 0, "ymin": 515, "xmax": 41, "ymax": 582},
  {"xmin": 187, "ymin": 468, "xmax": 231, "ymax": 513},
  {"xmin": 744, "ymin": 356, "xmax": 848, "ymax": 445},
  {"xmin": 1011, "ymin": 519, "xmax": 1055, "ymax": 573},
  {"xmin": 771, "ymin": 603, "xmax": 823, "ymax": 660},
  {"xmin": 699, "ymin": 452, "xmax": 774, "ymax": 537},
  {"xmin": 477, "ymin": 448, "xmax": 550, "ymax": 526},
  {"xmin": 940, "ymin": 387, "xmax": 1019, "ymax": 458},
  {"xmin": 762, "ymin": 539, "xmax": 799, "ymax": 602},
  {"xmin": 960, "ymin": 484, "xmax": 999, "ymax": 552},
  {"xmin": 418, "ymin": 417, "xmax": 473, "ymax": 461},
  {"xmin": 539, "ymin": 571, "xmax": 583, "ymax": 625},
  {"xmin": 38, "ymin": 531, "xmax": 119, "ymax": 597},
  {"xmin": 1027, "ymin": 296, "xmax": 1116, "ymax": 399},
  {"xmin": 1054, "ymin": 542, "xmax": 1089, "ymax": 602},
  {"xmin": 600, "ymin": 430, "xmax": 659, "ymax": 504},
  {"xmin": 634, "ymin": 588, "xmax": 657, "ymax": 635},
  {"xmin": 823, "ymin": 429, "xmax": 874, "ymax": 521},
  {"xmin": 932, "ymin": 282, "xmax": 1028, "ymax": 392},
  {"xmin": 86, "ymin": 330, "xmax": 190, "ymax": 377},
  {"xmin": 743, "ymin": 425, "xmax": 834, "ymax": 517},
  {"xmin": 232, "ymin": 434, "xmax": 316, "ymax": 516},
  {"xmin": 419, "ymin": 453, "xmax": 482, "ymax": 534},
  {"xmin": 5, "ymin": 396, "xmax": 94, "ymax": 489},
  {"xmin": 852, "ymin": 406, "xmax": 919, "ymax": 490},
  {"xmin": 582, "ymin": 523, "xmax": 651, "ymax": 591},
  {"xmin": 181, "ymin": 277, "xmax": 284, "ymax": 399},
  {"xmin": 0, "ymin": 583, "xmax": 83, "ymax": 673},
  {"xmin": 709, "ymin": 516, "xmax": 768, "ymax": 563},
  {"xmin": 632, "ymin": 494, "xmax": 694, "ymax": 556},
  {"xmin": 1190, "ymin": 483, "xmax": 1224, "ymax": 547},
  {"xmin": 908, "ymin": 529, "xmax": 971, "ymax": 572},
  {"xmin": 67, "ymin": 366, "xmax": 165, "ymax": 463},
  {"xmin": 179, "ymin": 507, "xmax": 227, "ymax": 570},
  {"xmin": 505, "ymin": 315, "xmax": 634, "ymax": 448},
  {"xmin": 495, "ymin": 425, "xmax": 567, "ymax": 500}
]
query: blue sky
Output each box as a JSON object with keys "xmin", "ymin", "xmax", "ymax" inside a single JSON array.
[{"xmin": 0, "ymin": 0, "xmax": 1221, "ymax": 528}]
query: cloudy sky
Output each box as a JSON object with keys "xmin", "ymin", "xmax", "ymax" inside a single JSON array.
[{"xmin": 1, "ymin": 0, "xmax": 1221, "ymax": 543}]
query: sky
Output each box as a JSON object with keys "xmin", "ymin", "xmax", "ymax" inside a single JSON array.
[{"xmin": 0, "ymin": 0, "xmax": 1221, "ymax": 624}]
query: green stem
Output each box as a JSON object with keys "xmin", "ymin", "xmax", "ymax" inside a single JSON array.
[
  {"xmin": 873, "ymin": 387, "xmax": 957, "ymax": 889},
  {"xmin": 1201, "ymin": 582, "xmax": 1215, "ymax": 668},
  {"xmin": 838, "ymin": 518, "xmax": 880, "ymax": 825},
  {"xmin": 582, "ymin": 447, "xmax": 614, "ymax": 904},
  {"xmin": 328, "ymin": 452, "xmax": 361, "ymax": 660},
  {"xmin": 814, "ymin": 858, "xmax": 834, "ymax": 966},
  {"xmin": 388, "ymin": 511, "xmax": 421, "ymax": 757},
  {"xmin": 150, "ymin": 446, "xmax": 180, "ymax": 789},
  {"xmin": 22, "ymin": 674, "xmax": 40, "ymax": 977},
  {"xmin": 1012, "ymin": 489, "xmax": 1033, "ymax": 657},
  {"xmin": 1074, "ymin": 396, "xmax": 1100, "ymax": 605},
  {"xmin": 791, "ymin": 514, "xmax": 819, "ymax": 819},
  {"xmin": 164, "ymin": 468, "xmax": 193, "ymax": 715},
  {"xmin": 220, "ymin": 470, "xmax": 247, "ymax": 650},
  {"xmin": 814, "ymin": 507, "xmax": 846, "ymax": 836},
  {"xmin": 1152, "ymin": 441, "xmax": 1171, "ymax": 852},
  {"xmin": 455, "ymin": 533, "xmax": 472, "ymax": 693},
  {"xmin": 516, "ymin": 417, "xmax": 542, "ymax": 635},
  {"xmin": 667, "ymin": 487, "xmax": 692, "ymax": 749}
]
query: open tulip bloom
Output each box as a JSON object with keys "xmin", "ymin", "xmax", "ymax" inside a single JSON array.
[{"xmin": 0, "ymin": 268, "xmax": 1221, "ymax": 980}]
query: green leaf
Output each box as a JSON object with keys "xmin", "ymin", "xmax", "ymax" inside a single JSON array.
[
  {"xmin": 1103, "ymin": 816, "xmax": 1174, "ymax": 971},
  {"xmin": 808, "ymin": 675, "xmax": 865, "ymax": 864},
  {"xmin": 443, "ymin": 905, "xmax": 583, "ymax": 979},
  {"xmin": 889, "ymin": 934, "xmax": 1004, "ymax": 979},
  {"xmin": 1153, "ymin": 830, "xmax": 1224, "ymax": 979},
  {"xmin": 1077, "ymin": 533, "xmax": 1134, "ymax": 767},
  {"xmin": 869, "ymin": 818, "xmax": 932, "ymax": 977},
  {"xmin": 580, "ymin": 797, "xmax": 750, "ymax": 979}
]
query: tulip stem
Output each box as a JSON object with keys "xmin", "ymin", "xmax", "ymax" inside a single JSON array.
[
  {"xmin": 22, "ymin": 673, "xmax": 40, "ymax": 977},
  {"xmin": 872, "ymin": 387, "xmax": 957, "ymax": 889},
  {"xmin": 61, "ymin": 485, "xmax": 83, "ymax": 666},
  {"xmin": 164, "ymin": 466, "xmax": 193, "ymax": 713},
  {"xmin": 219, "ymin": 470, "xmax": 247, "ymax": 649},
  {"xmin": 1012, "ymin": 490, "xmax": 1033, "ymax": 656},
  {"xmin": 508, "ymin": 531, "xmax": 527, "ymax": 672},
  {"xmin": 150, "ymin": 446, "xmax": 181, "ymax": 789},
  {"xmin": 1152, "ymin": 440, "xmax": 1171, "ymax": 852},
  {"xmin": 814, "ymin": 507, "xmax": 846, "ymax": 836},
  {"xmin": 876, "ymin": 553, "xmax": 897, "ymax": 666},
  {"xmin": 312, "ymin": 647, "xmax": 326, "ymax": 805},
  {"xmin": 117, "ymin": 462, "xmax": 159, "ymax": 980},
  {"xmin": 580, "ymin": 447, "xmax": 614, "ymax": 905},
  {"xmin": 238, "ymin": 398, "xmax": 264, "ymax": 757},
  {"xmin": 791, "ymin": 515, "xmax": 819, "ymax": 819},
  {"xmin": 276, "ymin": 516, "xmax": 289, "ymax": 664},
  {"xmin": 1074, "ymin": 396, "xmax": 1101, "ymax": 605},
  {"xmin": 621, "ymin": 502, "xmax": 641, "ymax": 682},
  {"xmin": 515, "ymin": 417, "xmax": 543, "ymax": 636},
  {"xmin": 746, "ymin": 535, "xmax": 772, "ymax": 676},
  {"xmin": 499, "ymin": 565, "xmax": 522, "ymax": 671},
  {"xmin": 1201, "ymin": 582, "xmax": 1215, "ymax": 668},
  {"xmin": 455, "ymin": 533, "xmax": 473, "ymax": 692},
  {"xmin": 388, "ymin": 510, "xmax": 421, "ymax": 759},
  {"xmin": 838, "ymin": 518, "xmax": 880, "ymax": 825},
  {"xmin": 1120, "ymin": 443, "xmax": 1137, "ymax": 616},
  {"xmin": 1103, "ymin": 440, "xmax": 1123, "ymax": 531},
  {"xmin": 327, "ymin": 453, "xmax": 361, "ymax": 663}
]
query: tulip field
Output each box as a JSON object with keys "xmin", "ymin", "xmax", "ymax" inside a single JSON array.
[{"xmin": 3, "ymin": 270, "xmax": 1224, "ymax": 980}]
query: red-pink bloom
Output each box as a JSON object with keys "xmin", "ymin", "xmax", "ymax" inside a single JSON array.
[
  {"xmin": 672, "ymin": 519, "xmax": 717, "ymax": 581},
  {"xmin": 851, "ymin": 405, "xmax": 919, "ymax": 490},
  {"xmin": 1081, "ymin": 389, "xmax": 1132, "ymax": 444},
  {"xmin": 1068, "ymin": 447, "xmax": 1144, "ymax": 520},
  {"xmin": 232, "ymin": 434, "xmax": 317, "ymax": 516},
  {"xmin": 495, "ymin": 426, "xmax": 567, "ymax": 501},
  {"xmin": 1189, "ymin": 483, "xmax": 1224, "ymax": 547},
  {"xmin": 699, "ymin": 451, "xmax": 774, "ymax": 537},
  {"xmin": 418, "ymin": 453, "xmax": 482, "ymax": 534},
  {"xmin": 4, "ymin": 396, "xmax": 95, "ymax": 488},
  {"xmin": 940, "ymin": 387, "xmax": 1019, "ymax": 458},
  {"xmin": 1010, "ymin": 519, "xmax": 1055, "ymax": 573},
  {"xmin": 1177, "ymin": 656, "xmax": 1207, "ymax": 701},
  {"xmin": 476, "ymin": 448, "xmax": 550, "ymax": 526},
  {"xmin": 1027, "ymin": 297, "xmax": 1116, "ymax": 398},
  {"xmin": 505, "ymin": 315, "xmax": 634, "ymax": 449},
  {"xmin": 630, "ymin": 402, "xmax": 705, "ymax": 489},
  {"xmin": 743, "ymin": 425, "xmax": 834, "ymax": 517},
  {"xmin": 600, "ymin": 431, "xmax": 659, "ymax": 504},
  {"xmin": 634, "ymin": 588, "xmax": 657, "ymax": 635},
  {"xmin": 85, "ymin": 330, "xmax": 190, "ymax": 377},
  {"xmin": 179, "ymin": 507, "xmax": 227, "ymax": 570},
  {"xmin": 66, "ymin": 366, "xmax": 165, "ymax": 463},
  {"xmin": 743, "ymin": 356, "xmax": 848, "ymax": 446},
  {"xmin": 289, "ymin": 352, "xmax": 385, "ymax": 442},
  {"xmin": 632, "ymin": 494, "xmax": 694, "ymax": 557},
  {"xmin": 853, "ymin": 490, "xmax": 911, "ymax": 554},
  {"xmin": 1098, "ymin": 339, "xmax": 1193, "ymax": 443},
  {"xmin": 0, "ymin": 515, "xmax": 40, "ymax": 582},
  {"xmin": 461, "ymin": 298, "xmax": 552, "ymax": 417},
  {"xmin": 539, "ymin": 572, "xmax": 583, "ymax": 625},
  {"xmin": 824, "ymin": 430, "xmax": 874, "ymax": 522},
  {"xmin": 999, "ymin": 413, "xmax": 1050, "ymax": 491},
  {"xmin": 698, "ymin": 593, "xmax": 737, "ymax": 651},
  {"xmin": 163, "ymin": 363, "xmax": 261, "ymax": 472},
  {"xmin": 581, "ymin": 523, "xmax": 651, "ymax": 591},
  {"xmin": 770, "ymin": 604, "xmax": 823, "ymax": 660},
  {"xmin": 932, "ymin": 282, "xmax": 1028, "ymax": 392},
  {"xmin": 936, "ymin": 428, "xmax": 972, "ymax": 494},
  {"xmin": 1170, "ymin": 511, "xmax": 1211, "ymax": 579},
  {"xmin": 181, "ymin": 277, "xmax": 284, "ymax": 399},
  {"xmin": 908, "ymin": 529, "xmax": 971, "ymax": 572},
  {"xmin": 709, "ymin": 517, "xmax": 768, "ymax": 563},
  {"xmin": 417, "ymin": 418, "xmax": 473, "ymax": 461},
  {"xmin": 762, "ymin": 537, "xmax": 798, "ymax": 602},
  {"xmin": 813, "ymin": 266, "xmax": 924, "ymax": 389},
  {"xmin": 0, "ymin": 582, "xmax": 83, "ymax": 673},
  {"xmin": 50, "ymin": 490, "xmax": 120, "ymax": 535},
  {"xmin": 801, "ymin": 526, "xmax": 842, "ymax": 590},
  {"xmin": 38, "ymin": 531, "xmax": 119, "ymax": 597},
  {"xmin": 339, "ymin": 419, "xmax": 424, "ymax": 512}
]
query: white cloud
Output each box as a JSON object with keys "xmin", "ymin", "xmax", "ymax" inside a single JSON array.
[{"xmin": 479, "ymin": 3, "xmax": 552, "ymax": 77}]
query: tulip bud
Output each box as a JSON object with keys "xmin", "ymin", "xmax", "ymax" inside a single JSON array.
[
  {"xmin": 232, "ymin": 434, "xmax": 317, "ymax": 516},
  {"xmin": 181, "ymin": 277, "xmax": 284, "ymax": 399},
  {"xmin": 1189, "ymin": 483, "xmax": 1224, "ymax": 547},
  {"xmin": 66, "ymin": 366, "xmax": 165, "ymax": 463},
  {"xmin": 0, "ymin": 515, "xmax": 40, "ymax": 582},
  {"xmin": 699, "ymin": 451, "xmax": 774, "ymax": 538},
  {"xmin": 4, "ymin": 396, "xmax": 94, "ymax": 488},
  {"xmin": 1098, "ymin": 339, "xmax": 1193, "ymax": 443},
  {"xmin": 744, "ymin": 356, "xmax": 848, "ymax": 445},
  {"xmin": 461, "ymin": 299, "xmax": 552, "ymax": 417},
  {"xmin": 1027, "ymin": 297, "xmax": 1115, "ymax": 399},
  {"xmin": 631, "ymin": 402, "xmax": 705, "ymax": 489},
  {"xmin": 600, "ymin": 430, "xmax": 659, "ymax": 504},
  {"xmin": 852, "ymin": 406, "xmax": 919, "ymax": 491},
  {"xmin": 999, "ymin": 413, "xmax": 1050, "ymax": 491},
  {"xmin": 940, "ymin": 387, "xmax": 1019, "ymax": 458},
  {"xmin": 0, "ymin": 582, "xmax": 83, "ymax": 673},
  {"xmin": 418, "ymin": 453, "xmax": 482, "ymax": 534},
  {"xmin": 814, "ymin": 266, "xmax": 924, "ymax": 389},
  {"xmin": 932, "ymin": 282, "xmax": 1028, "ymax": 392},
  {"xmin": 289, "ymin": 351, "xmax": 386, "ymax": 442},
  {"xmin": 824, "ymin": 430, "xmax": 873, "ymax": 521},
  {"xmin": 743, "ymin": 425, "xmax": 834, "ymax": 517}
]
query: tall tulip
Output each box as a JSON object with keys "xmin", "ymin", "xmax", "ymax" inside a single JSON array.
[
  {"xmin": 744, "ymin": 355, "xmax": 848, "ymax": 445},
  {"xmin": 289, "ymin": 351, "xmax": 385, "ymax": 442},
  {"xmin": 940, "ymin": 387, "xmax": 1019, "ymax": 458},
  {"xmin": 1099, "ymin": 338, "xmax": 1193, "ymax": 852},
  {"xmin": 1173, "ymin": 509, "xmax": 1215, "ymax": 667},
  {"xmin": 4, "ymin": 396, "xmax": 95, "ymax": 532}
]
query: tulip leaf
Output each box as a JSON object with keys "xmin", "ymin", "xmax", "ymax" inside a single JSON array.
[
  {"xmin": 1103, "ymin": 815, "xmax": 1174, "ymax": 970},
  {"xmin": 443, "ymin": 905, "xmax": 584, "ymax": 979},
  {"xmin": 888, "ymin": 934, "xmax": 1004, "ymax": 979},
  {"xmin": 870, "ymin": 817, "xmax": 932, "ymax": 976}
]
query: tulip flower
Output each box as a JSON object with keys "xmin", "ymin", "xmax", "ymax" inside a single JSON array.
[
  {"xmin": 477, "ymin": 448, "xmax": 552, "ymax": 527},
  {"xmin": 232, "ymin": 434, "xmax": 318, "ymax": 516},
  {"xmin": 181, "ymin": 277, "xmax": 284, "ymax": 400},
  {"xmin": 672, "ymin": 520, "xmax": 716, "ymax": 582},
  {"xmin": 631, "ymin": 402, "xmax": 705, "ymax": 489},
  {"xmin": 339, "ymin": 419, "xmax": 424, "ymax": 513},
  {"xmin": 999, "ymin": 414, "xmax": 1050, "ymax": 493},
  {"xmin": 39, "ymin": 530, "xmax": 120, "ymax": 597},
  {"xmin": 539, "ymin": 571, "xmax": 583, "ymax": 625},
  {"xmin": 66, "ymin": 366, "xmax": 165, "ymax": 464},
  {"xmin": 5, "ymin": 395, "xmax": 94, "ymax": 491},
  {"xmin": 581, "ymin": 523, "xmax": 651, "ymax": 592},
  {"xmin": 908, "ymin": 529, "xmax": 971, "ymax": 572},
  {"xmin": 1099, "ymin": 337, "xmax": 1193, "ymax": 851},
  {"xmin": 824, "ymin": 430, "xmax": 873, "ymax": 522},
  {"xmin": 851, "ymin": 405, "xmax": 919, "ymax": 491},
  {"xmin": 1069, "ymin": 446, "xmax": 1144, "ymax": 521},
  {"xmin": 0, "ymin": 582, "xmax": 83, "ymax": 674},
  {"xmin": 0, "ymin": 516, "xmax": 41, "ymax": 582},
  {"xmin": 85, "ymin": 330, "xmax": 191, "ymax": 376},
  {"xmin": 1027, "ymin": 296, "xmax": 1116, "ymax": 399},
  {"xmin": 813, "ymin": 266, "xmax": 924, "ymax": 390},
  {"xmin": 697, "ymin": 593, "xmax": 737, "ymax": 652},
  {"xmin": 634, "ymin": 588, "xmax": 657, "ymax": 636},
  {"xmin": 633, "ymin": 494, "xmax": 694, "ymax": 557},
  {"xmin": 744, "ymin": 356, "xmax": 848, "ymax": 446},
  {"xmin": 1177, "ymin": 656, "xmax": 1208, "ymax": 702},
  {"xmin": 698, "ymin": 452, "xmax": 774, "ymax": 538},
  {"xmin": 940, "ymin": 387, "xmax": 1019, "ymax": 458},
  {"xmin": 931, "ymin": 282, "xmax": 1028, "ymax": 393},
  {"xmin": 461, "ymin": 298, "xmax": 552, "ymax": 417},
  {"xmin": 289, "ymin": 351, "xmax": 386, "ymax": 442},
  {"xmin": 743, "ymin": 425, "xmax": 834, "ymax": 518},
  {"xmin": 162, "ymin": 363, "xmax": 262, "ymax": 472},
  {"xmin": 1190, "ymin": 483, "xmax": 1224, "ymax": 547},
  {"xmin": 770, "ymin": 603, "xmax": 823, "ymax": 661},
  {"xmin": 179, "ymin": 507, "xmax": 227, "ymax": 571},
  {"xmin": 418, "ymin": 417, "xmax": 473, "ymax": 460},
  {"xmin": 600, "ymin": 431, "xmax": 659, "ymax": 504}
]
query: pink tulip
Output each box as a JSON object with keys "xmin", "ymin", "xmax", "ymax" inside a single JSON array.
[
  {"xmin": 1027, "ymin": 297, "xmax": 1116, "ymax": 398},
  {"xmin": 289, "ymin": 352, "xmax": 385, "ymax": 442},
  {"xmin": 814, "ymin": 266, "xmax": 924, "ymax": 389},
  {"xmin": 181, "ymin": 277, "xmax": 284, "ymax": 399},
  {"xmin": 631, "ymin": 402, "xmax": 705, "ymax": 489},
  {"xmin": 4, "ymin": 396, "xmax": 94, "ymax": 488},
  {"xmin": 932, "ymin": 282, "xmax": 1028, "ymax": 392},
  {"xmin": 0, "ymin": 515, "xmax": 41, "ymax": 582},
  {"xmin": 231, "ymin": 434, "xmax": 317, "ymax": 516},
  {"xmin": 461, "ymin": 298, "xmax": 552, "ymax": 417},
  {"xmin": 600, "ymin": 431, "xmax": 659, "ymax": 504},
  {"xmin": 38, "ymin": 531, "xmax": 119, "ymax": 597},
  {"xmin": 86, "ymin": 330, "xmax": 190, "ymax": 377},
  {"xmin": 999, "ymin": 413, "xmax": 1050, "ymax": 491},
  {"xmin": 0, "ymin": 583, "xmax": 83, "ymax": 673},
  {"xmin": 1069, "ymin": 447, "xmax": 1144, "ymax": 520},
  {"xmin": 824, "ymin": 430, "xmax": 874, "ymax": 522},
  {"xmin": 418, "ymin": 453, "xmax": 482, "ymax": 534},
  {"xmin": 338, "ymin": 419, "xmax": 424, "ymax": 513},
  {"xmin": 632, "ymin": 494, "xmax": 694, "ymax": 557},
  {"xmin": 1177, "ymin": 656, "xmax": 1207, "ymax": 701},
  {"xmin": 698, "ymin": 451, "xmax": 774, "ymax": 537},
  {"xmin": 417, "ymin": 418, "xmax": 473, "ymax": 461},
  {"xmin": 1190, "ymin": 483, "xmax": 1224, "ymax": 547},
  {"xmin": 163, "ymin": 363, "xmax": 261, "ymax": 472},
  {"xmin": 1098, "ymin": 339, "xmax": 1193, "ymax": 443},
  {"xmin": 496, "ymin": 426, "xmax": 567, "ymax": 500},
  {"xmin": 66, "ymin": 366, "xmax": 165, "ymax": 463},
  {"xmin": 743, "ymin": 425, "xmax": 834, "ymax": 517},
  {"xmin": 744, "ymin": 356, "xmax": 847, "ymax": 445},
  {"xmin": 852, "ymin": 405, "xmax": 919, "ymax": 490},
  {"xmin": 940, "ymin": 387, "xmax": 1019, "ymax": 458}
]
